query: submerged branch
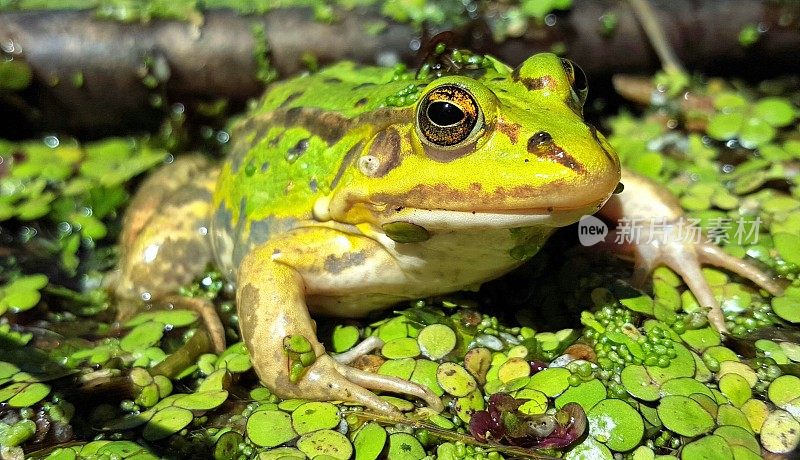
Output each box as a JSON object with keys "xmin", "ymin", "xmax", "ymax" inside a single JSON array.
[{"xmin": 0, "ymin": 0, "xmax": 797, "ymax": 137}]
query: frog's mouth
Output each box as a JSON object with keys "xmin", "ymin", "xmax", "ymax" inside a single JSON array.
[{"xmin": 384, "ymin": 203, "xmax": 601, "ymax": 230}]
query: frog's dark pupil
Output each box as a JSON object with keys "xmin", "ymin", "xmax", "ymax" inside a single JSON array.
[{"xmin": 427, "ymin": 101, "xmax": 464, "ymax": 127}]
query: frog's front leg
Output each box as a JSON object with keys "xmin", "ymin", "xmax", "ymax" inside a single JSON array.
[
  {"xmin": 237, "ymin": 228, "xmax": 443, "ymax": 414},
  {"xmin": 601, "ymin": 169, "xmax": 784, "ymax": 333}
]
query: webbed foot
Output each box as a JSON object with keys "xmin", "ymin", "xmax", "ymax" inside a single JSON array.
[
  {"xmin": 604, "ymin": 169, "xmax": 785, "ymax": 334},
  {"xmin": 629, "ymin": 237, "xmax": 784, "ymax": 333}
]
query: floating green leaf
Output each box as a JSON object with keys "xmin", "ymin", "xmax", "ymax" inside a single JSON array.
[
  {"xmin": 291, "ymin": 401, "xmax": 340, "ymax": 434},
  {"xmin": 247, "ymin": 409, "xmax": 297, "ymax": 447},
  {"xmin": 387, "ymin": 432, "xmax": 426, "ymax": 460},
  {"xmin": 436, "ymin": 362, "xmax": 477, "ymax": 397},
  {"xmin": 587, "ymin": 398, "xmax": 644, "ymax": 452},
  {"xmin": 681, "ymin": 434, "xmax": 733, "ymax": 460},
  {"xmin": 296, "ymin": 429, "xmax": 353, "ymax": 459},
  {"xmin": 417, "ymin": 323, "xmax": 457, "ymax": 360},
  {"xmin": 658, "ymin": 395, "xmax": 715, "ymax": 436},
  {"xmin": 353, "ymin": 422, "xmax": 387, "ymax": 460},
  {"xmin": 120, "ymin": 321, "xmax": 164, "ymax": 352},
  {"xmin": 142, "ymin": 406, "xmax": 193, "ymax": 441}
]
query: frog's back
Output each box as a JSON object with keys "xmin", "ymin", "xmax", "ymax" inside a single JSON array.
[{"xmin": 210, "ymin": 62, "xmax": 425, "ymax": 275}]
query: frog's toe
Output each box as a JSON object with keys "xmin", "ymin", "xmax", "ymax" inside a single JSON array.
[
  {"xmin": 332, "ymin": 336, "xmax": 384, "ymax": 364},
  {"xmin": 334, "ymin": 361, "xmax": 444, "ymax": 412},
  {"xmin": 696, "ymin": 243, "xmax": 785, "ymax": 296}
]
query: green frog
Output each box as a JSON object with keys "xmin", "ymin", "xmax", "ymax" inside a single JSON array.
[{"xmin": 110, "ymin": 53, "xmax": 783, "ymax": 414}]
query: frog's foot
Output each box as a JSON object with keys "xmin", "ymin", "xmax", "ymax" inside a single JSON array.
[
  {"xmin": 329, "ymin": 337, "xmax": 443, "ymax": 409},
  {"xmin": 629, "ymin": 237, "xmax": 784, "ymax": 333},
  {"xmin": 331, "ymin": 358, "xmax": 444, "ymax": 412},
  {"xmin": 277, "ymin": 353, "xmax": 443, "ymax": 415}
]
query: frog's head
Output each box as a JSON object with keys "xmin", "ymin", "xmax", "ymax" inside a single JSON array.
[{"xmin": 326, "ymin": 53, "xmax": 620, "ymax": 237}]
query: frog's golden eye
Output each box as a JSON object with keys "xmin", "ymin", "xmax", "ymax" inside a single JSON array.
[
  {"xmin": 560, "ymin": 58, "xmax": 588, "ymax": 107},
  {"xmin": 417, "ymin": 85, "xmax": 481, "ymax": 147}
]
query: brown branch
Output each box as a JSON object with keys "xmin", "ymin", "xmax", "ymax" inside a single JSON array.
[{"xmin": 0, "ymin": 1, "xmax": 798, "ymax": 137}]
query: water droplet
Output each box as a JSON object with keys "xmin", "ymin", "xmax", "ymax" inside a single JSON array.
[{"xmin": 43, "ymin": 135, "xmax": 59, "ymax": 148}]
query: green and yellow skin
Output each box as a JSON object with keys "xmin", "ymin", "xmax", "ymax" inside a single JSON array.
[{"xmin": 111, "ymin": 53, "xmax": 783, "ymax": 414}]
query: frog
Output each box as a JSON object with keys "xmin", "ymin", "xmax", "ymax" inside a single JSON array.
[{"xmin": 110, "ymin": 53, "xmax": 783, "ymax": 414}]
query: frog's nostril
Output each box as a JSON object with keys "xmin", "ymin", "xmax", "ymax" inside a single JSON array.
[
  {"xmin": 526, "ymin": 131, "xmax": 584, "ymax": 173},
  {"xmin": 527, "ymin": 131, "xmax": 553, "ymax": 152}
]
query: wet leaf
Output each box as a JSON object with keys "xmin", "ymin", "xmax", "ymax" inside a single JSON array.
[
  {"xmin": 760, "ymin": 409, "xmax": 800, "ymax": 453},
  {"xmin": 417, "ymin": 323, "xmax": 456, "ymax": 360},
  {"xmin": 681, "ymin": 434, "xmax": 733, "ymax": 460},
  {"xmin": 436, "ymin": 362, "xmax": 477, "ymax": 397},
  {"xmin": 331, "ymin": 325, "xmax": 359, "ymax": 353},
  {"xmin": 353, "ymin": 422, "xmax": 387, "ymax": 460},
  {"xmin": 657, "ymin": 395, "xmax": 715, "ymax": 436},
  {"xmin": 247, "ymin": 409, "xmax": 297, "ymax": 447},
  {"xmin": 296, "ymin": 429, "xmax": 353, "ymax": 460},
  {"xmin": 120, "ymin": 321, "xmax": 164, "ymax": 352},
  {"xmin": 587, "ymin": 398, "xmax": 644, "ymax": 452},
  {"xmin": 142, "ymin": 406, "xmax": 193, "ymax": 441},
  {"xmin": 291, "ymin": 401, "xmax": 340, "ymax": 434},
  {"xmin": 381, "ymin": 337, "xmax": 420, "ymax": 359}
]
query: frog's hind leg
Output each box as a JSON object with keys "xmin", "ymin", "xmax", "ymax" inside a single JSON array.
[
  {"xmin": 237, "ymin": 231, "xmax": 444, "ymax": 414},
  {"xmin": 109, "ymin": 155, "xmax": 222, "ymax": 348}
]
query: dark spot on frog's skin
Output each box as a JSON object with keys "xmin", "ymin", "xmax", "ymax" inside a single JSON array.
[
  {"xmin": 279, "ymin": 91, "xmax": 304, "ymax": 108},
  {"xmin": 496, "ymin": 119, "xmax": 521, "ymax": 144},
  {"xmin": 244, "ymin": 161, "xmax": 257, "ymax": 176},
  {"xmin": 323, "ymin": 77, "xmax": 342, "ymax": 84},
  {"xmin": 355, "ymin": 97, "xmax": 369, "ymax": 107},
  {"xmin": 324, "ymin": 251, "xmax": 366, "ymax": 274},
  {"xmin": 365, "ymin": 128, "xmax": 402, "ymax": 176},
  {"xmin": 491, "ymin": 77, "xmax": 506, "ymax": 82},
  {"xmin": 521, "ymin": 77, "xmax": 548, "ymax": 91},
  {"xmin": 510, "ymin": 67, "xmax": 552, "ymax": 91},
  {"xmin": 261, "ymin": 161, "xmax": 270, "ymax": 172},
  {"xmin": 288, "ymin": 138, "xmax": 310, "ymax": 158},
  {"xmin": 283, "ymin": 108, "xmax": 347, "ymax": 145},
  {"xmin": 527, "ymin": 131, "xmax": 585, "ymax": 173},
  {"xmin": 227, "ymin": 197, "xmax": 249, "ymax": 250},
  {"xmin": 529, "ymin": 131, "xmax": 552, "ymax": 145},
  {"xmin": 309, "ymin": 178, "xmax": 318, "ymax": 193},
  {"xmin": 269, "ymin": 133, "xmax": 283, "ymax": 147}
]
